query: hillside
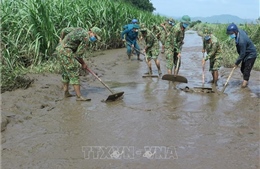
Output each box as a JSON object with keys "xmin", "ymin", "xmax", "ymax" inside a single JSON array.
[{"xmin": 191, "ymin": 14, "xmax": 255, "ymax": 24}]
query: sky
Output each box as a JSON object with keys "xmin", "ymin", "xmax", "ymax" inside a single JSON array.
[{"xmin": 150, "ymin": 0, "xmax": 260, "ymax": 19}]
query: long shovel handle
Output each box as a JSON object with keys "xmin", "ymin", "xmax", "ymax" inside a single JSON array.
[
  {"xmin": 221, "ymin": 67, "xmax": 236, "ymax": 93},
  {"xmin": 174, "ymin": 57, "xmax": 180, "ymax": 76},
  {"xmin": 74, "ymin": 57, "xmax": 114, "ymax": 94},
  {"xmin": 126, "ymin": 42, "xmax": 145, "ymax": 56},
  {"xmin": 202, "ymin": 53, "xmax": 205, "ymax": 84},
  {"xmin": 86, "ymin": 68, "xmax": 114, "ymax": 94}
]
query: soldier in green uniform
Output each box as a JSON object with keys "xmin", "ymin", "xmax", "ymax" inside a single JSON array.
[
  {"xmin": 138, "ymin": 23, "xmax": 146, "ymax": 44},
  {"xmin": 151, "ymin": 24, "xmax": 162, "ymax": 42},
  {"xmin": 173, "ymin": 15, "xmax": 191, "ymax": 75},
  {"xmin": 159, "ymin": 19, "xmax": 169, "ymax": 54},
  {"xmin": 59, "ymin": 27, "xmax": 77, "ymax": 42},
  {"xmin": 56, "ymin": 27, "xmax": 101, "ymax": 101},
  {"xmin": 202, "ymin": 34, "xmax": 222, "ymax": 85},
  {"xmin": 55, "ymin": 27, "xmax": 77, "ymax": 57},
  {"xmin": 140, "ymin": 27, "xmax": 161, "ymax": 75},
  {"xmin": 164, "ymin": 18, "xmax": 176, "ymax": 74}
]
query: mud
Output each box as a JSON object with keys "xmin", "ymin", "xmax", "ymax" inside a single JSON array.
[{"xmin": 1, "ymin": 31, "xmax": 259, "ymax": 169}]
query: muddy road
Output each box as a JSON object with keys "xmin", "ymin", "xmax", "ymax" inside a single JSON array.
[{"xmin": 1, "ymin": 31, "xmax": 259, "ymax": 169}]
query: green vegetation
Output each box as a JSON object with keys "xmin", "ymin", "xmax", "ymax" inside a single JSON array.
[
  {"xmin": 1, "ymin": 0, "xmax": 259, "ymax": 92},
  {"xmin": 116, "ymin": 0, "xmax": 155, "ymax": 12},
  {"xmin": 0, "ymin": 0, "xmax": 165, "ymax": 92}
]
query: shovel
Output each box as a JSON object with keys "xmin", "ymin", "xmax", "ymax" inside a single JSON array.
[
  {"xmin": 126, "ymin": 42, "xmax": 145, "ymax": 56},
  {"xmin": 141, "ymin": 52, "xmax": 160, "ymax": 78},
  {"xmin": 162, "ymin": 57, "xmax": 188, "ymax": 83},
  {"xmin": 129, "ymin": 43, "xmax": 160, "ymax": 78},
  {"xmin": 86, "ymin": 68, "xmax": 124, "ymax": 102},
  {"xmin": 194, "ymin": 53, "xmax": 213, "ymax": 91},
  {"xmin": 221, "ymin": 66, "xmax": 236, "ymax": 93},
  {"xmin": 126, "ymin": 42, "xmax": 141, "ymax": 58},
  {"xmin": 75, "ymin": 57, "xmax": 124, "ymax": 101}
]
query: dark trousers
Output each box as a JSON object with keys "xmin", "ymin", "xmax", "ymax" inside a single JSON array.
[{"xmin": 241, "ymin": 57, "xmax": 256, "ymax": 81}]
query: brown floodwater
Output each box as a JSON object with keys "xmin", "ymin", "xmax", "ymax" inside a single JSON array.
[{"xmin": 1, "ymin": 31, "xmax": 259, "ymax": 169}]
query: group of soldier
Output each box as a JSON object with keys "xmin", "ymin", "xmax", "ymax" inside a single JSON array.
[
  {"xmin": 55, "ymin": 15, "xmax": 257, "ymax": 101},
  {"xmin": 120, "ymin": 16, "xmax": 257, "ymax": 89},
  {"xmin": 121, "ymin": 15, "xmax": 192, "ymax": 77},
  {"xmin": 201, "ymin": 23, "xmax": 257, "ymax": 88}
]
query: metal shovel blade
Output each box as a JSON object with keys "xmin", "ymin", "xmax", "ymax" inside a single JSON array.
[
  {"xmin": 105, "ymin": 92, "xmax": 124, "ymax": 102},
  {"xmin": 194, "ymin": 87, "xmax": 212, "ymax": 90},
  {"xmin": 162, "ymin": 74, "xmax": 188, "ymax": 83}
]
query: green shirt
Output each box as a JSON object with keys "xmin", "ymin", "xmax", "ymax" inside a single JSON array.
[
  {"xmin": 204, "ymin": 35, "xmax": 222, "ymax": 61},
  {"xmin": 164, "ymin": 24, "xmax": 175, "ymax": 49},
  {"xmin": 62, "ymin": 27, "xmax": 90, "ymax": 57},
  {"xmin": 174, "ymin": 23, "xmax": 185, "ymax": 53},
  {"xmin": 143, "ymin": 30, "xmax": 159, "ymax": 51}
]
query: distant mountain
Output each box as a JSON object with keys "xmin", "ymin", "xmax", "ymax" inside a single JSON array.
[{"xmin": 191, "ymin": 14, "xmax": 256, "ymax": 24}]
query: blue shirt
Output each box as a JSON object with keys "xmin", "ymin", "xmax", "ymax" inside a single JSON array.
[
  {"xmin": 235, "ymin": 29, "xmax": 257, "ymax": 65},
  {"xmin": 121, "ymin": 25, "xmax": 139, "ymax": 44}
]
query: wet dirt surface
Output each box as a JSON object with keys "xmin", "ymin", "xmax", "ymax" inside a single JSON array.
[{"xmin": 1, "ymin": 31, "xmax": 259, "ymax": 169}]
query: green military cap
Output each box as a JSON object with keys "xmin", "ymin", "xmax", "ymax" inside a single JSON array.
[
  {"xmin": 180, "ymin": 15, "xmax": 191, "ymax": 24},
  {"xmin": 91, "ymin": 26, "xmax": 101, "ymax": 34},
  {"xmin": 140, "ymin": 27, "xmax": 148, "ymax": 32},
  {"xmin": 140, "ymin": 23, "xmax": 146, "ymax": 29},
  {"xmin": 90, "ymin": 26, "xmax": 101, "ymax": 40},
  {"xmin": 203, "ymin": 28, "xmax": 212, "ymax": 34}
]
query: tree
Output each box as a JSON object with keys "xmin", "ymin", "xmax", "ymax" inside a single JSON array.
[{"xmin": 123, "ymin": 0, "xmax": 156, "ymax": 12}]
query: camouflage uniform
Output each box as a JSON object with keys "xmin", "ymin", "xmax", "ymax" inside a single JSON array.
[
  {"xmin": 204, "ymin": 35, "xmax": 222, "ymax": 71},
  {"xmin": 60, "ymin": 27, "xmax": 76, "ymax": 40},
  {"xmin": 160, "ymin": 19, "xmax": 170, "ymax": 45},
  {"xmin": 151, "ymin": 25, "xmax": 161, "ymax": 40},
  {"xmin": 151, "ymin": 24, "xmax": 166, "ymax": 55},
  {"xmin": 164, "ymin": 23, "xmax": 175, "ymax": 70},
  {"xmin": 173, "ymin": 22, "xmax": 185, "ymax": 67},
  {"xmin": 159, "ymin": 25, "xmax": 167, "ymax": 46},
  {"xmin": 55, "ymin": 27, "xmax": 76, "ymax": 58},
  {"xmin": 142, "ymin": 29, "xmax": 160, "ymax": 60},
  {"xmin": 57, "ymin": 27, "xmax": 90, "ymax": 85}
]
